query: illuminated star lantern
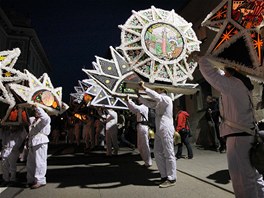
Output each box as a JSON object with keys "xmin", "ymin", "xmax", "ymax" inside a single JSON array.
[
  {"xmin": 82, "ymin": 78, "xmax": 128, "ymax": 110},
  {"xmin": 0, "ymin": 48, "xmax": 28, "ymax": 123},
  {"xmin": 70, "ymin": 80, "xmax": 92, "ymax": 104},
  {"xmin": 117, "ymin": 6, "xmax": 201, "ymax": 85},
  {"xmin": 9, "ymin": 70, "xmax": 68, "ymax": 115},
  {"xmin": 202, "ymin": 0, "xmax": 264, "ymax": 78}
]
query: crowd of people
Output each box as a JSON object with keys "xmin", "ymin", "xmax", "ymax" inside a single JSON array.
[{"xmin": 0, "ymin": 67, "xmax": 264, "ymax": 195}]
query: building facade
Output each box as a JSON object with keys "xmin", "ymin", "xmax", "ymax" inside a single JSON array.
[{"xmin": 0, "ymin": 7, "xmax": 51, "ymax": 77}]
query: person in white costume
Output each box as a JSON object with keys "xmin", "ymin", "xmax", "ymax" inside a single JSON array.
[
  {"xmin": 199, "ymin": 55, "xmax": 264, "ymax": 198},
  {"xmin": 26, "ymin": 106, "xmax": 51, "ymax": 189},
  {"xmin": 138, "ymin": 81, "xmax": 176, "ymax": 188},
  {"xmin": 125, "ymin": 95, "xmax": 152, "ymax": 167},
  {"xmin": 0, "ymin": 125, "xmax": 27, "ymax": 186},
  {"xmin": 99, "ymin": 108, "xmax": 119, "ymax": 156}
]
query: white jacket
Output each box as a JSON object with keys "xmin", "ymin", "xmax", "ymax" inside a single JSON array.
[
  {"xmin": 199, "ymin": 56, "xmax": 255, "ymax": 137},
  {"xmin": 28, "ymin": 107, "xmax": 51, "ymax": 147},
  {"xmin": 139, "ymin": 88, "xmax": 174, "ymax": 134},
  {"xmin": 127, "ymin": 99, "xmax": 148, "ymax": 123},
  {"xmin": 100, "ymin": 109, "xmax": 118, "ymax": 131}
]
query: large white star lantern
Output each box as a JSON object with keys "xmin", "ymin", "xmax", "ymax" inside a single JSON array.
[
  {"xmin": 117, "ymin": 6, "xmax": 201, "ymax": 85},
  {"xmin": 202, "ymin": 0, "xmax": 264, "ymax": 78}
]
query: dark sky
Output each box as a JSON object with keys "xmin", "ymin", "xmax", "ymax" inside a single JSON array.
[{"xmin": 1, "ymin": 0, "xmax": 190, "ymax": 103}]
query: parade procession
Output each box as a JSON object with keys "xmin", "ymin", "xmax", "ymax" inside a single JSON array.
[{"xmin": 0, "ymin": 1, "xmax": 264, "ymax": 197}]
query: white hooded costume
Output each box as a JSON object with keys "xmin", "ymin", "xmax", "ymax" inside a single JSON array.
[{"xmin": 27, "ymin": 107, "xmax": 51, "ymax": 186}]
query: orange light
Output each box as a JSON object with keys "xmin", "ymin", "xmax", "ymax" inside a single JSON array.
[
  {"xmin": 83, "ymin": 93, "xmax": 92, "ymax": 103},
  {"xmin": 9, "ymin": 109, "xmax": 18, "ymax": 121},
  {"xmin": 52, "ymin": 101, "xmax": 58, "ymax": 108}
]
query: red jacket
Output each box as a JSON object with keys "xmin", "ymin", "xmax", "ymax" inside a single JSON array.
[{"xmin": 175, "ymin": 110, "xmax": 189, "ymax": 131}]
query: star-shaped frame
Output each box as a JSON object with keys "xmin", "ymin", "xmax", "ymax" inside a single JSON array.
[
  {"xmin": 9, "ymin": 70, "xmax": 68, "ymax": 115},
  {"xmin": 202, "ymin": 0, "xmax": 264, "ymax": 78},
  {"xmin": 118, "ymin": 6, "xmax": 201, "ymax": 85}
]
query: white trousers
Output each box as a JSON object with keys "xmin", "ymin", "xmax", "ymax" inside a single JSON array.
[
  {"xmin": 27, "ymin": 143, "xmax": 48, "ymax": 185},
  {"xmin": 137, "ymin": 125, "xmax": 152, "ymax": 166},
  {"xmin": 1, "ymin": 131, "xmax": 26, "ymax": 182},
  {"xmin": 226, "ymin": 136, "xmax": 264, "ymax": 198},
  {"xmin": 1, "ymin": 146, "xmax": 19, "ymax": 182},
  {"xmin": 154, "ymin": 129, "xmax": 176, "ymax": 181},
  {"xmin": 105, "ymin": 127, "xmax": 119, "ymax": 156}
]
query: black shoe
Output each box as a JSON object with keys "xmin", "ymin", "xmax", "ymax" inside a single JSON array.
[
  {"xmin": 219, "ymin": 149, "xmax": 226, "ymax": 153},
  {"xmin": 188, "ymin": 156, "xmax": 193, "ymax": 159},
  {"xmin": 176, "ymin": 155, "xmax": 186, "ymax": 160},
  {"xmin": 175, "ymin": 155, "xmax": 181, "ymax": 159}
]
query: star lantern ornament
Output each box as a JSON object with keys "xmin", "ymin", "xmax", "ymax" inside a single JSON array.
[
  {"xmin": 0, "ymin": 48, "xmax": 29, "ymax": 124},
  {"xmin": 117, "ymin": 6, "xmax": 201, "ymax": 86},
  {"xmin": 202, "ymin": 0, "xmax": 264, "ymax": 78},
  {"xmin": 81, "ymin": 78, "xmax": 128, "ymax": 110},
  {"xmin": 9, "ymin": 70, "xmax": 69, "ymax": 115}
]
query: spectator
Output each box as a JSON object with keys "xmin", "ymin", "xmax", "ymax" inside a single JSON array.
[
  {"xmin": 205, "ymin": 95, "xmax": 226, "ymax": 153},
  {"xmin": 175, "ymin": 105, "xmax": 193, "ymax": 159}
]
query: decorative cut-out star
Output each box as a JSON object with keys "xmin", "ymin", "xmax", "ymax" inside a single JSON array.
[{"xmin": 202, "ymin": 0, "xmax": 264, "ymax": 78}]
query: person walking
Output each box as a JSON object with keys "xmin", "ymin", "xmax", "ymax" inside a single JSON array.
[
  {"xmin": 199, "ymin": 55, "xmax": 264, "ymax": 198},
  {"xmin": 125, "ymin": 95, "xmax": 152, "ymax": 167},
  {"xmin": 26, "ymin": 106, "xmax": 51, "ymax": 189},
  {"xmin": 175, "ymin": 106, "xmax": 193, "ymax": 160},
  {"xmin": 138, "ymin": 81, "xmax": 176, "ymax": 188}
]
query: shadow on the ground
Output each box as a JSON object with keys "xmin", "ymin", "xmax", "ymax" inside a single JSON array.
[
  {"xmin": 207, "ymin": 169, "xmax": 231, "ymax": 184},
  {"xmin": 17, "ymin": 144, "xmax": 160, "ymax": 189}
]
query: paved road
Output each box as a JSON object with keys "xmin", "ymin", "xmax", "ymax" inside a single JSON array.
[{"xmin": 0, "ymin": 143, "xmax": 234, "ymax": 198}]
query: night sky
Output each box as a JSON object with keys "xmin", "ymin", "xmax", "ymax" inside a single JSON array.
[{"xmin": 1, "ymin": 0, "xmax": 190, "ymax": 103}]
